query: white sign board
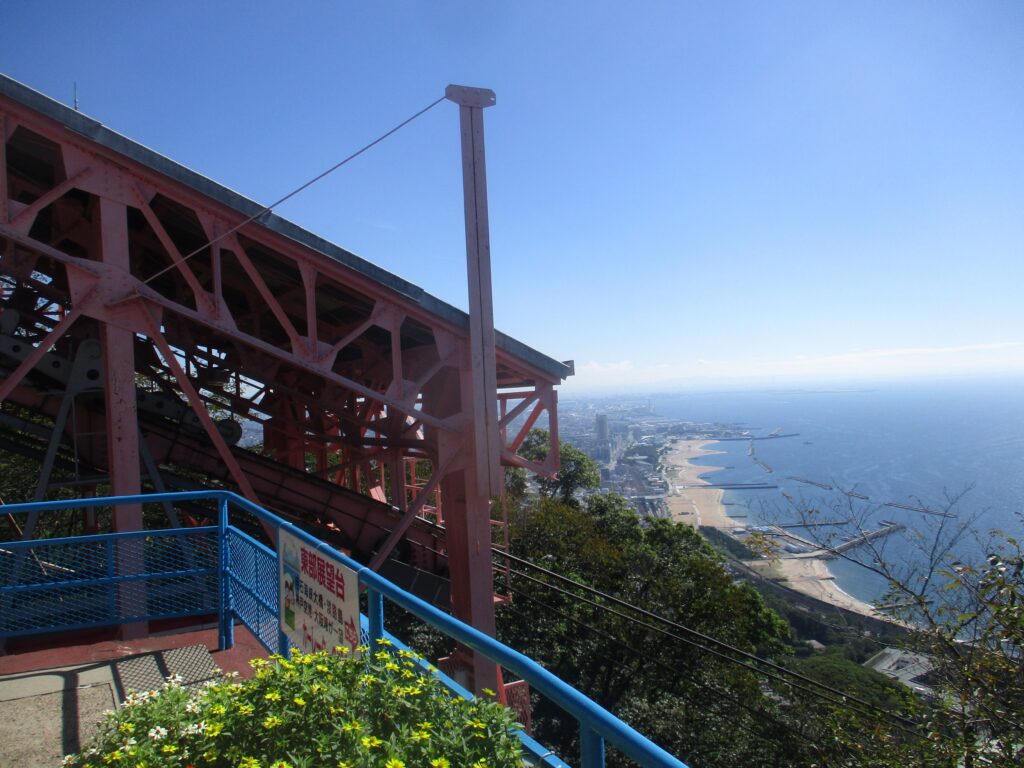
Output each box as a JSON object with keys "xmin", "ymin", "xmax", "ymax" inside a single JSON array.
[{"xmin": 278, "ymin": 529, "xmax": 361, "ymax": 654}]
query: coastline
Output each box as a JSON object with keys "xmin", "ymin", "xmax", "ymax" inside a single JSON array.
[{"xmin": 664, "ymin": 438, "xmax": 881, "ymax": 620}]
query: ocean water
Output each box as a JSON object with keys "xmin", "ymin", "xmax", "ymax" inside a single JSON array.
[{"xmin": 653, "ymin": 378, "xmax": 1024, "ymax": 604}]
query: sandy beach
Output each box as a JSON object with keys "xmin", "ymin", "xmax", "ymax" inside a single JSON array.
[
  {"xmin": 664, "ymin": 440, "xmax": 734, "ymax": 528},
  {"xmin": 664, "ymin": 439, "xmax": 881, "ymax": 619}
]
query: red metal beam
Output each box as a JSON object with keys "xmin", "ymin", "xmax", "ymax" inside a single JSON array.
[
  {"xmin": 0, "ymin": 82, "xmax": 567, "ymax": 672},
  {"xmin": 0, "ymin": 302, "xmax": 86, "ymax": 404}
]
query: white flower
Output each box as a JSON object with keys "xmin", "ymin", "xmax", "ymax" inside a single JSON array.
[
  {"xmin": 163, "ymin": 673, "xmax": 184, "ymax": 688},
  {"xmin": 147, "ymin": 726, "xmax": 168, "ymax": 740},
  {"xmin": 185, "ymin": 700, "xmax": 200, "ymax": 713},
  {"xmin": 183, "ymin": 721, "xmax": 207, "ymax": 735},
  {"xmin": 121, "ymin": 737, "xmax": 137, "ymax": 747},
  {"xmin": 61, "ymin": 756, "xmax": 76, "ymax": 767}
]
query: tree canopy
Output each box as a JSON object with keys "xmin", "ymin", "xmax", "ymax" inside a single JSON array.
[
  {"xmin": 497, "ymin": 491, "xmax": 810, "ymax": 766},
  {"xmin": 514, "ymin": 429, "xmax": 600, "ymax": 506}
]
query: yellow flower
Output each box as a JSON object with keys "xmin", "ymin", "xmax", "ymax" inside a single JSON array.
[
  {"xmin": 211, "ymin": 704, "xmax": 226, "ymax": 715},
  {"xmin": 375, "ymin": 638, "xmax": 393, "ymax": 646},
  {"xmin": 160, "ymin": 745, "xmax": 177, "ymax": 754},
  {"xmin": 384, "ymin": 759, "xmax": 405, "ymax": 768},
  {"xmin": 469, "ymin": 718, "xmax": 487, "ymax": 729},
  {"xmin": 263, "ymin": 715, "xmax": 283, "ymax": 730},
  {"xmin": 236, "ymin": 703, "xmax": 255, "ymax": 716},
  {"xmin": 360, "ymin": 736, "xmax": 383, "ymax": 749},
  {"xmin": 270, "ymin": 762, "xmax": 293, "ymax": 768},
  {"xmin": 239, "ymin": 759, "xmax": 261, "ymax": 768},
  {"xmin": 207, "ymin": 722, "xmax": 224, "ymax": 737},
  {"xmin": 417, "ymin": 721, "xmax": 433, "ymax": 730},
  {"xmin": 292, "ymin": 696, "xmax": 306, "ymax": 707},
  {"xmin": 411, "ymin": 730, "xmax": 430, "ymax": 742},
  {"xmin": 342, "ymin": 720, "xmax": 363, "ymax": 732},
  {"xmin": 430, "ymin": 758, "xmax": 450, "ymax": 768},
  {"xmin": 118, "ymin": 723, "xmax": 135, "ymax": 735},
  {"xmin": 316, "ymin": 664, "xmax": 330, "ymax": 673},
  {"xmin": 264, "ymin": 691, "xmax": 281, "ymax": 701},
  {"xmin": 250, "ymin": 658, "xmax": 268, "ymax": 668},
  {"xmin": 481, "ymin": 687, "xmax": 496, "ymax": 697},
  {"xmin": 384, "ymin": 661, "xmax": 400, "ymax": 672}
]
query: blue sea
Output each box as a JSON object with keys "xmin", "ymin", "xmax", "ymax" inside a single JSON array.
[{"xmin": 653, "ymin": 378, "xmax": 1024, "ymax": 604}]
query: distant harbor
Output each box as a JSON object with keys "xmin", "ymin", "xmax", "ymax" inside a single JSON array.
[
  {"xmin": 787, "ymin": 477, "xmax": 954, "ymax": 517},
  {"xmin": 789, "ymin": 476, "xmax": 833, "ymax": 490},
  {"xmin": 678, "ymin": 482, "xmax": 778, "ymax": 490},
  {"xmin": 884, "ymin": 501, "xmax": 954, "ymax": 518},
  {"xmin": 761, "ymin": 521, "xmax": 906, "ymax": 559},
  {"xmin": 717, "ymin": 432, "xmax": 800, "ymax": 442}
]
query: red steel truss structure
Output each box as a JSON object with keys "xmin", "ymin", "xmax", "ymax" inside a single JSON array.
[{"xmin": 0, "ymin": 74, "xmax": 571, "ymax": 690}]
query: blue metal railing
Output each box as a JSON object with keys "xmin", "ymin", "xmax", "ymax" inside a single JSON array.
[{"xmin": 0, "ymin": 491, "xmax": 689, "ymax": 768}]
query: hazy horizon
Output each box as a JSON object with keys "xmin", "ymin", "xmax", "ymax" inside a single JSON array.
[{"xmin": 560, "ymin": 369, "xmax": 1024, "ymax": 397}]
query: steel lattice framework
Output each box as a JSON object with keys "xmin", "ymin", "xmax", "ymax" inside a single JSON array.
[{"xmin": 0, "ymin": 74, "xmax": 570, "ymax": 691}]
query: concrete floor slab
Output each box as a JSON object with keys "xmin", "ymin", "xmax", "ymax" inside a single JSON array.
[
  {"xmin": 0, "ymin": 683, "xmax": 114, "ymax": 767},
  {"xmin": 0, "ymin": 626, "xmax": 268, "ymax": 765}
]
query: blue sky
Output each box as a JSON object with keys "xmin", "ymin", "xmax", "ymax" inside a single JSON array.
[{"xmin": 4, "ymin": 2, "xmax": 1023, "ymax": 392}]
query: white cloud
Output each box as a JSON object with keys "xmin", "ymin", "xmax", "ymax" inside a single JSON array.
[{"xmin": 567, "ymin": 342, "xmax": 1024, "ymax": 392}]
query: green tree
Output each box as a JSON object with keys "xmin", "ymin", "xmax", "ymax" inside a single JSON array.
[
  {"xmin": 517, "ymin": 429, "xmax": 599, "ymax": 506},
  {"xmin": 910, "ymin": 541, "xmax": 1024, "ymax": 767},
  {"xmin": 497, "ymin": 491, "xmax": 809, "ymax": 766},
  {"xmin": 780, "ymin": 490, "xmax": 1024, "ymax": 767}
]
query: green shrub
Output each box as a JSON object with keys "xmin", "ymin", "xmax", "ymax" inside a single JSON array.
[{"xmin": 65, "ymin": 640, "xmax": 523, "ymax": 768}]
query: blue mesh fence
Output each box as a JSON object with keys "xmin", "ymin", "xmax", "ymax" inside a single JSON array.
[
  {"xmin": 0, "ymin": 527, "xmax": 218, "ymax": 637},
  {"xmin": 226, "ymin": 527, "xmax": 280, "ymax": 652},
  {"xmin": 0, "ymin": 491, "xmax": 685, "ymax": 768}
]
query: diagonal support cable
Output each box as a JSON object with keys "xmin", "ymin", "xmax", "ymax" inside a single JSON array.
[{"xmin": 143, "ymin": 95, "xmax": 447, "ymax": 286}]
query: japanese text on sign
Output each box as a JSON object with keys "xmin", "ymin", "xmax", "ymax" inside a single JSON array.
[{"xmin": 279, "ymin": 529, "xmax": 360, "ymax": 655}]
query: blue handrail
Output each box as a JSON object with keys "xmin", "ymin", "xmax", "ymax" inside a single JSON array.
[{"xmin": 1, "ymin": 490, "xmax": 689, "ymax": 768}]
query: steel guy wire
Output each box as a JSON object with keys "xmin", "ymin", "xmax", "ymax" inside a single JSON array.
[
  {"xmin": 498, "ymin": 550, "xmax": 925, "ymax": 735},
  {"xmin": 142, "ymin": 95, "xmax": 448, "ymax": 286}
]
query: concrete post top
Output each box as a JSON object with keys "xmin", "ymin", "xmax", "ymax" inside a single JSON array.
[{"xmin": 445, "ymin": 85, "xmax": 496, "ymax": 108}]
